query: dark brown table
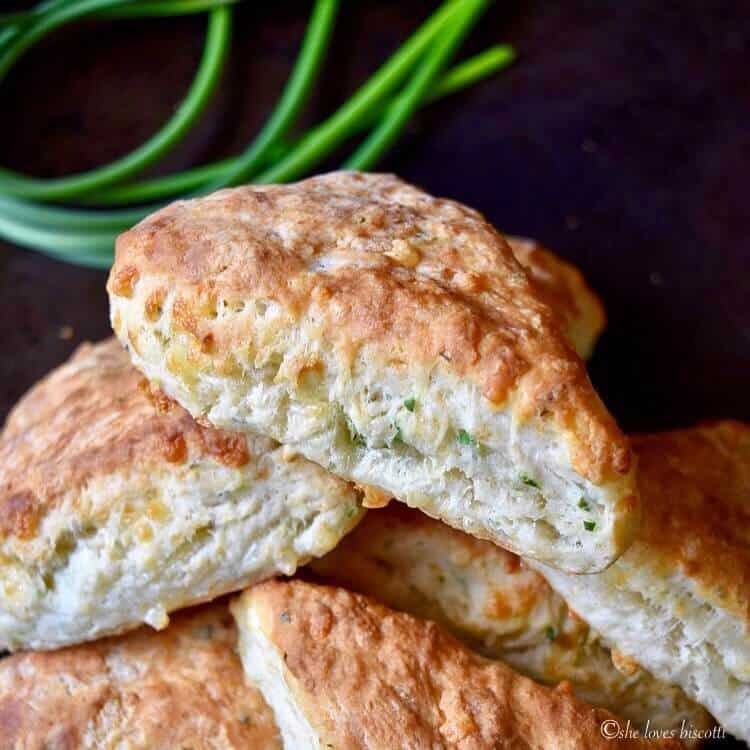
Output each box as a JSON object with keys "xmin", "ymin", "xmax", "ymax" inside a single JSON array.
[{"xmin": 0, "ymin": 2, "xmax": 747, "ymax": 745}]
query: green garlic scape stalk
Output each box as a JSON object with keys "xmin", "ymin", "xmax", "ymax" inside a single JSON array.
[{"xmin": 0, "ymin": 0, "xmax": 515, "ymax": 268}]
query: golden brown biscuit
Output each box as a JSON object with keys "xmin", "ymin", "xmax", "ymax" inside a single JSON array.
[
  {"xmin": 538, "ymin": 421, "xmax": 750, "ymax": 743},
  {"xmin": 0, "ymin": 339, "xmax": 362, "ymax": 651},
  {"xmin": 231, "ymin": 579, "xmax": 684, "ymax": 750},
  {"xmin": 310, "ymin": 506, "xmax": 713, "ymax": 741},
  {"xmin": 0, "ymin": 602, "xmax": 280, "ymax": 749},
  {"xmin": 506, "ymin": 236, "xmax": 605, "ymax": 360},
  {"xmin": 108, "ymin": 171, "xmax": 636, "ymax": 573}
]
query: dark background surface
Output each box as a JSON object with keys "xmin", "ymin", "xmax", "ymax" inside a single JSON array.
[{"xmin": 0, "ymin": 2, "xmax": 747, "ymax": 744}]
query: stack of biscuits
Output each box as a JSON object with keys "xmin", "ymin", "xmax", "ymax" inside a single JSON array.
[{"xmin": 0, "ymin": 172, "xmax": 746, "ymax": 749}]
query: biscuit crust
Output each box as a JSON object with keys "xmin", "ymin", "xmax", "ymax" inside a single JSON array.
[
  {"xmin": 539, "ymin": 421, "xmax": 750, "ymax": 742},
  {"xmin": 109, "ymin": 172, "xmax": 636, "ymax": 572},
  {"xmin": 506, "ymin": 236, "xmax": 605, "ymax": 360},
  {"xmin": 311, "ymin": 505, "xmax": 712, "ymax": 739},
  {"xmin": 110, "ymin": 171, "xmax": 627, "ymax": 482},
  {"xmin": 0, "ymin": 602, "xmax": 280, "ymax": 749},
  {"xmin": 1, "ymin": 339, "xmax": 255, "ymax": 543},
  {"xmin": 631, "ymin": 421, "xmax": 750, "ymax": 623},
  {"xmin": 0, "ymin": 339, "xmax": 362, "ymax": 650},
  {"xmin": 232, "ymin": 580, "xmax": 683, "ymax": 750}
]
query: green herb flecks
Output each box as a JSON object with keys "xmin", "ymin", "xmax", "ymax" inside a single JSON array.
[
  {"xmin": 583, "ymin": 520, "xmax": 596, "ymax": 532},
  {"xmin": 345, "ymin": 417, "xmax": 367, "ymax": 448},
  {"xmin": 544, "ymin": 626, "xmax": 558, "ymax": 641},
  {"xmin": 457, "ymin": 429, "xmax": 475, "ymax": 446},
  {"xmin": 352, "ymin": 432, "xmax": 366, "ymax": 448},
  {"xmin": 404, "ymin": 397, "xmax": 416, "ymax": 412},
  {"xmin": 519, "ymin": 473, "xmax": 540, "ymax": 488},
  {"xmin": 578, "ymin": 497, "xmax": 590, "ymax": 511}
]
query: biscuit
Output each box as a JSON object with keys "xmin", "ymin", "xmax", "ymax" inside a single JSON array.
[
  {"xmin": 537, "ymin": 421, "xmax": 750, "ymax": 742},
  {"xmin": 310, "ymin": 506, "xmax": 712, "ymax": 740},
  {"xmin": 0, "ymin": 602, "xmax": 280, "ymax": 749},
  {"xmin": 109, "ymin": 171, "xmax": 636, "ymax": 573},
  {"xmin": 0, "ymin": 339, "xmax": 362, "ymax": 650},
  {"xmin": 231, "ymin": 579, "xmax": 683, "ymax": 749},
  {"xmin": 506, "ymin": 235, "xmax": 605, "ymax": 360}
]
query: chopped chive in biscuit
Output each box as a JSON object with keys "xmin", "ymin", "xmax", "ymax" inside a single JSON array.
[
  {"xmin": 344, "ymin": 414, "xmax": 367, "ymax": 448},
  {"xmin": 520, "ymin": 474, "xmax": 540, "ymax": 488},
  {"xmin": 584, "ymin": 520, "xmax": 596, "ymax": 532},
  {"xmin": 578, "ymin": 497, "xmax": 590, "ymax": 511},
  {"xmin": 545, "ymin": 626, "xmax": 558, "ymax": 641},
  {"xmin": 457, "ymin": 429, "xmax": 475, "ymax": 446},
  {"xmin": 108, "ymin": 173, "xmax": 638, "ymax": 575},
  {"xmin": 347, "ymin": 426, "xmax": 366, "ymax": 448}
]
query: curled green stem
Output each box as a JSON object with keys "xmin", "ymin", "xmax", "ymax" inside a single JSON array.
[
  {"xmin": 0, "ymin": 0, "xmax": 515, "ymax": 268},
  {"xmin": 0, "ymin": 4, "xmax": 231, "ymax": 200},
  {"xmin": 345, "ymin": 0, "xmax": 491, "ymax": 170}
]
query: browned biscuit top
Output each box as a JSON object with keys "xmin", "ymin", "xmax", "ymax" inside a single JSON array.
[
  {"xmin": 110, "ymin": 171, "xmax": 630, "ymax": 484},
  {"xmin": 0, "ymin": 601, "xmax": 280, "ymax": 749},
  {"xmin": 507, "ymin": 236, "xmax": 606, "ymax": 359},
  {"xmin": 312, "ymin": 501, "xmax": 570, "ymax": 638},
  {"xmin": 235, "ymin": 580, "xmax": 683, "ymax": 749},
  {"xmin": 633, "ymin": 420, "xmax": 750, "ymax": 625},
  {"xmin": 0, "ymin": 338, "xmax": 255, "ymax": 543}
]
